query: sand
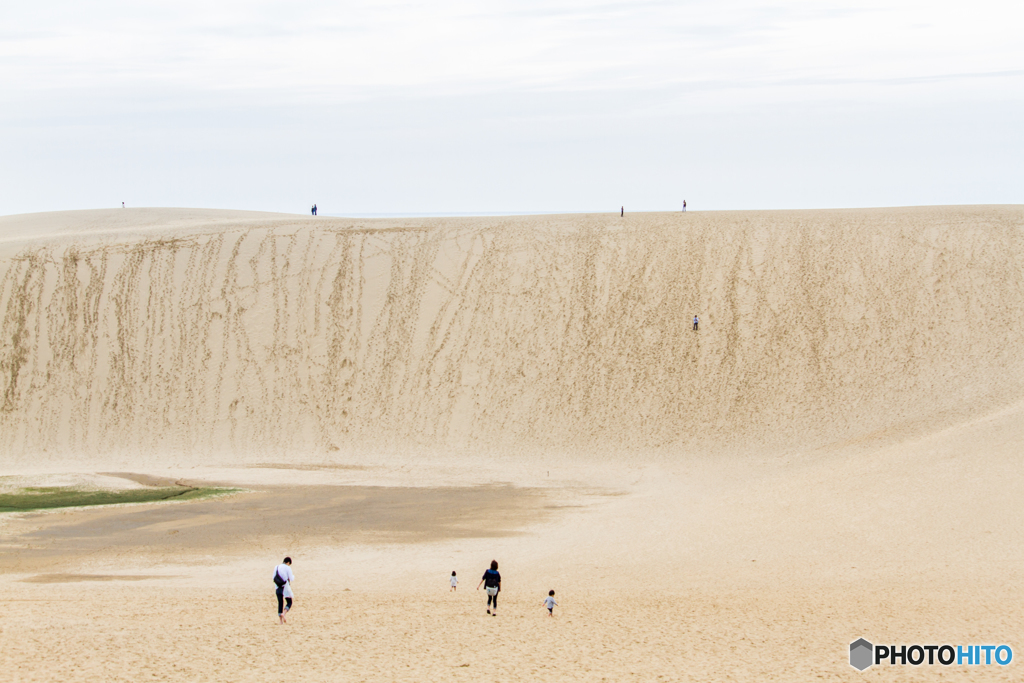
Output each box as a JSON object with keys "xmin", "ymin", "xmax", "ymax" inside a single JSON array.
[{"xmin": 1, "ymin": 206, "xmax": 1022, "ymax": 681}]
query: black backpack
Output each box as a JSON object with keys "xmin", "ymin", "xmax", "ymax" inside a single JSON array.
[{"xmin": 274, "ymin": 569, "xmax": 287, "ymax": 587}]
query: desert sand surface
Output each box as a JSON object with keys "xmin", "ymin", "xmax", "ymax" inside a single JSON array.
[{"xmin": 1, "ymin": 206, "xmax": 1023, "ymax": 681}]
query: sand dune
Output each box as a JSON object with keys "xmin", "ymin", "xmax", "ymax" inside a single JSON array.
[
  {"xmin": 2, "ymin": 206, "xmax": 1023, "ymax": 681},
  {"xmin": 2, "ymin": 206, "xmax": 1022, "ymax": 462}
]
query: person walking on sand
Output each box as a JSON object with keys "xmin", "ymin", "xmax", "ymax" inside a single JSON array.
[
  {"xmin": 544, "ymin": 590, "xmax": 558, "ymax": 617},
  {"xmin": 273, "ymin": 557, "xmax": 295, "ymax": 624},
  {"xmin": 693, "ymin": 315, "xmax": 699, "ymax": 331},
  {"xmin": 477, "ymin": 560, "xmax": 501, "ymax": 616},
  {"xmin": 621, "ymin": 206, "xmax": 624, "ymax": 217},
  {"xmin": 450, "ymin": 571, "xmax": 458, "ymax": 591},
  {"xmin": 683, "ymin": 200, "xmax": 687, "ymax": 212}
]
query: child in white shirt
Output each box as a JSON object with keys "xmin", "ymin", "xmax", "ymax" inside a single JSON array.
[
  {"xmin": 544, "ymin": 590, "xmax": 557, "ymax": 616},
  {"xmin": 450, "ymin": 571, "xmax": 458, "ymax": 591}
]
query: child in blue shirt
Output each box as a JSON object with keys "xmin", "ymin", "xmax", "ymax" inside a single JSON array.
[{"xmin": 543, "ymin": 590, "xmax": 558, "ymax": 616}]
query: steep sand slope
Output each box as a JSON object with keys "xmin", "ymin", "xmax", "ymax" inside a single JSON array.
[
  {"xmin": 2, "ymin": 206, "xmax": 1024, "ymax": 682},
  {"xmin": 1, "ymin": 206, "xmax": 1022, "ymax": 462}
]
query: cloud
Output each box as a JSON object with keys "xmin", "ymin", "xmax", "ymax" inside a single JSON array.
[
  {"xmin": 4, "ymin": 0, "xmax": 1021, "ymax": 99},
  {"xmin": 0, "ymin": 0, "xmax": 1021, "ymax": 214}
]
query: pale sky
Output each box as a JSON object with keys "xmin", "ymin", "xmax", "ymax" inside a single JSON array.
[{"xmin": 2, "ymin": 1, "xmax": 1022, "ymax": 215}]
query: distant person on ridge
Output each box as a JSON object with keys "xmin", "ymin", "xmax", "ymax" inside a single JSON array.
[
  {"xmin": 477, "ymin": 560, "xmax": 501, "ymax": 616},
  {"xmin": 683, "ymin": 200, "xmax": 686, "ymax": 212},
  {"xmin": 693, "ymin": 315, "xmax": 699, "ymax": 331},
  {"xmin": 621, "ymin": 206, "xmax": 624, "ymax": 217}
]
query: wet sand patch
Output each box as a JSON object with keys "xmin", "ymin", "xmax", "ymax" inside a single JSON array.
[
  {"xmin": 0, "ymin": 484, "xmax": 553, "ymax": 574},
  {"xmin": 22, "ymin": 574, "xmax": 176, "ymax": 583},
  {"xmin": 243, "ymin": 463, "xmax": 371, "ymax": 472},
  {"xmin": 99, "ymin": 472, "xmax": 198, "ymax": 487}
]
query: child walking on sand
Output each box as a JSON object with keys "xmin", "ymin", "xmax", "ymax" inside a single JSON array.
[
  {"xmin": 544, "ymin": 590, "xmax": 558, "ymax": 616},
  {"xmin": 450, "ymin": 571, "xmax": 458, "ymax": 591}
]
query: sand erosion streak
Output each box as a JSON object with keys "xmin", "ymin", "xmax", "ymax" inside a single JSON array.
[{"xmin": 1, "ymin": 207, "xmax": 1023, "ymax": 459}]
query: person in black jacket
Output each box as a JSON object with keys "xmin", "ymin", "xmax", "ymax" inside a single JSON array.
[{"xmin": 477, "ymin": 560, "xmax": 501, "ymax": 616}]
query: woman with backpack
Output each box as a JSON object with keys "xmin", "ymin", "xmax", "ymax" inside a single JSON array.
[
  {"xmin": 273, "ymin": 557, "xmax": 294, "ymax": 624},
  {"xmin": 477, "ymin": 560, "xmax": 501, "ymax": 616}
]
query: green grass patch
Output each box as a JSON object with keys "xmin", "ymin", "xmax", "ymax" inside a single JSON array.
[{"xmin": 0, "ymin": 486, "xmax": 234, "ymax": 513}]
